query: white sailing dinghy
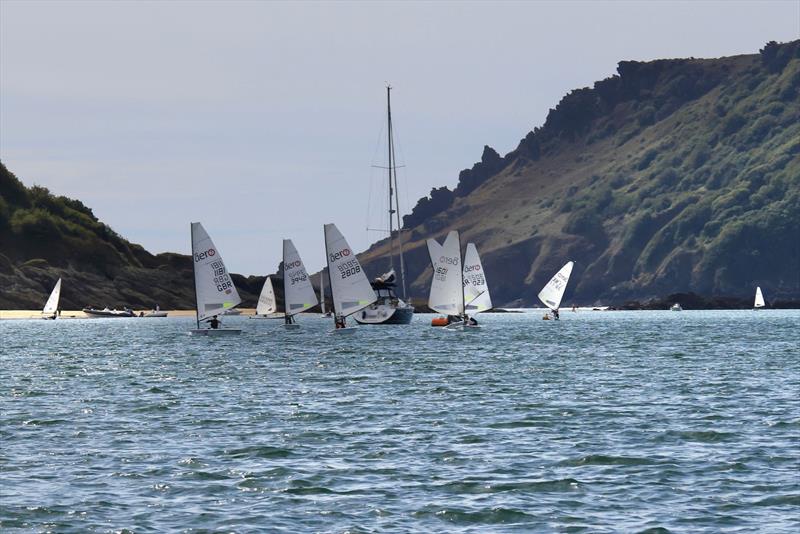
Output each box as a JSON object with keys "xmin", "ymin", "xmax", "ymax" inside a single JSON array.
[
  {"xmin": 538, "ymin": 261, "xmax": 574, "ymax": 320},
  {"xmin": 428, "ymin": 231, "xmax": 477, "ymax": 331},
  {"xmin": 754, "ymin": 286, "xmax": 765, "ymax": 309},
  {"xmin": 462, "ymin": 243, "xmax": 492, "ymax": 326},
  {"xmin": 42, "ymin": 278, "xmax": 61, "ymax": 320},
  {"xmin": 189, "ymin": 222, "xmax": 242, "ymax": 335},
  {"xmin": 324, "ymin": 223, "xmax": 377, "ymax": 333},
  {"xmin": 282, "ymin": 239, "xmax": 318, "ymax": 328},
  {"xmin": 250, "ymin": 276, "xmax": 278, "ymax": 319}
]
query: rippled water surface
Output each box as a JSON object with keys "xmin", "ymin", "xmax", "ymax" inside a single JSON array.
[{"xmin": 1, "ymin": 311, "xmax": 798, "ymax": 532}]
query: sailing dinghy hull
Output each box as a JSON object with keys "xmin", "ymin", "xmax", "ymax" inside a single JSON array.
[{"xmin": 190, "ymin": 328, "xmax": 242, "ymax": 336}]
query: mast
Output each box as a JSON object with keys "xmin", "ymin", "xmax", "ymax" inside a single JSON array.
[
  {"xmin": 320, "ymin": 273, "xmax": 326, "ymax": 314},
  {"xmin": 386, "ymin": 85, "xmax": 409, "ymax": 298},
  {"xmin": 386, "ymin": 85, "xmax": 396, "ymax": 274},
  {"xmin": 190, "ymin": 223, "xmax": 199, "ymax": 329},
  {"xmin": 324, "ymin": 227, "xmax": 336, "ymax": 326},
  {"xmin": 282, "ymin": 241, "xmax": 289, "ymax": 320},
  {"xmin": 459, "ymin": 236, "xmax": 466, "ymax": 319}
]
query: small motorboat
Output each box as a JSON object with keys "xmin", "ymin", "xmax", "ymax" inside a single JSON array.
[
  {"xmin": 142, "ymin": 310, "xmax": 168, "ymax": 317},
  {"xmin": 670, "ymin": 303, "xmax": 683, "ymax": 311},
  {"xmin": 83, "ymin": 307, "xmax": 135, "ymax": 318}
]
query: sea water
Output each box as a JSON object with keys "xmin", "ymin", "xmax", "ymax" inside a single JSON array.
[{"xmin": 1, "ymin": 311, "xmax": 798, "ymax": 532}]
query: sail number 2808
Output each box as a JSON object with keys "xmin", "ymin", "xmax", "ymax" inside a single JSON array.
[{"xmin": 338, "ymin": 259, "xmax": 361, "ymax": 279}]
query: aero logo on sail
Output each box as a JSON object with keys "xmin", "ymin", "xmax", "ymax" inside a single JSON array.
[
  {"xmin": 464, "ymin": 264, "xmax": 481, "ymax": 272},
  {"xmin": 194, "ymin": 248, "xmax": 216, "ymax": 262},
  {"xmin": 329, "ymin": 248, "xmax": 351, "ymax": 262},
  {"xmin": 285, "ymin": 260, "xmax": 303, "ymax": 270}
]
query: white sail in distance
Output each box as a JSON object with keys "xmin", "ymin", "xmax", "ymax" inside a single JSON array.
[
  {"xmin": 754, "ymin": 286, "xmax": 765, "ymax": 308},
  {"xmin": 191, "ymin": 222, "xmax": 242, "ymax": 321},
  {"xmin": 42, "ymin": 278, "xmax": 61, "ymax": 314},
  {"xmin": 538, "ymin": 261, "xmax": 574, "ymax": 310},
  {"xmin": 324, "ymin": 224, "xmax": 376, "ymax": 317},
  {"xmin": 463, "ymin": 243, "xmax": 492, "ymax": 314},
  {"xmin": 427, "ymin": 231, "xmax": 463, "ymax": 316},
  {"xmin": 283, "ymin": 239, "xmax": 318, "ymax": 317},
  {"xmin": 256, "ymin": 276, "xmax": 276, "ymax": 316}
]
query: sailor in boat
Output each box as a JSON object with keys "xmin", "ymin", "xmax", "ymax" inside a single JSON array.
[
  {"xmin": 335, "ymin": 315, "xmax": 346, "ymax": 329},
  {"xmin": 285, "ymin": 313, "xmax": 296, "ymax": 326},
  {"xmin": 553, "ymin": 308, "xmax": 560, "ymax": 320},
  {"xmin": 206, "ymin": 315, "xmax": 221, "ymax": 329}
]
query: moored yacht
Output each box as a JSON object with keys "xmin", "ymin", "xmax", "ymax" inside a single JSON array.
[{"xmin": 355, "ymin": 85, "xmax": 414, "ymax": 326}]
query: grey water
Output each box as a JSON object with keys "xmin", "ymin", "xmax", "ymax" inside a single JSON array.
[{"xmin": 1, "ymin": 310, "xmax": 798, "ymax": 533}]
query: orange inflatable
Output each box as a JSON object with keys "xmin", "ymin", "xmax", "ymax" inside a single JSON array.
[{"xmin": 431, "ymin": 317, "xmax": 450, "ymax": 327}]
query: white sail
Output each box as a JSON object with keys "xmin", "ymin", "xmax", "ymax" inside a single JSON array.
[
  {"xmin": 256, "ymin": 276, "xmax": 276, "ymax": 316},
  {"xmin": 324, "ymin": 224, "xmax": 376, "ymax": 317},
  {"xmin": 427, "ymin": 231, "xmax": 463, "ymax": 316},
  {"xmin": 191, "ymin": 222, "xmax": 242, "ymax": 321},
  {"xmin": 42, "ymin": 278, "xmax": 61, "ymax": 314},
  {"xmin": 754, "ymin": 286, "xmax": 765, "ymax": 308},
  {"xmin": 538, "ymin": 261, "xmax": 574, "ymax": 310},
  {"xmin": 463, "ymin": 243, "xmax": 492, "ymax": 314},
  {"xmin": 283, "ymin": 239, "xmax": 318, "ymax": 317}
]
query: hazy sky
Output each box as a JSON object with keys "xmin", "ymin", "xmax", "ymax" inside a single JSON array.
[{"xmin": 2, "ymin": 0, "xmax": 798, "ymax": 275}]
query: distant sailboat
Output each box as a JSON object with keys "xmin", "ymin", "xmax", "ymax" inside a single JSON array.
[
  {"xmin": 42, "ymin": 278, "xmax": 61, "ymax": 320},
  {"xmin": 754, "ymin": 286, "xmax": 765, "ymax": 309},
  {"xmin": 538, "ymin": 261, "xmax": 574, "ymax": 320},
  {"xmin": 189, "ymin": 222, "xmax": 242, "ymax": 335},
  {"xmin": 282, "ymin": 239, "xmax": 318, "ymax": 328},
  {"xmin": 251, "ymin": 276, "xmax": 277, "ymax": 318},
  {"xmin": 324, "ymin": 223, "xmax": 377, "ymax": 333},
  {"xmin": 356, "ymin": 85, "xmax": 414, "ymax": 325}
]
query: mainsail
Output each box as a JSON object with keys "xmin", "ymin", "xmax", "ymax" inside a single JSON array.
[
  {"xmin": 324, "ymin": 224, "xmax": 376, "ymax": 317},
  {"xmin": 256, "ymin": 276, "xmax": 276, "ymax": 316},
  {"xmin": 42, "ymin": 278, "xmax": 61, "ymax": 315},
  {"xmin": 538, "ymin": 261, "xmax": 574, "ymax": 310},
  {"xmin": 463, "ymin": 243, "xmax": 492, "ymax": 314},
  {"xmin": 427, "ymin": 231, "xmax": 463, "ymax": 316},
  {"xmin": 754, "ymin": 286, "xmax": 765, "ymax": 308},
  {"xmin": 191, "ymin": 222, "xmax": 242, "ymax": 321},
  {"xmin": 283, "ymin": 239, "xmax": 318, "ymax": 317}
]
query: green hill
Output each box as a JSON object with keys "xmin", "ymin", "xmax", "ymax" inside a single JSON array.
[
  {"xmin": 0, "ymin": 163, "xmax": 264, "ymax": 310},
  {"xmin": 357, "ymin": 40, "xmax": 800, "ymax": 306}
]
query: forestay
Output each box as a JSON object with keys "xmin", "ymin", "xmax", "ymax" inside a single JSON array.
[
  {"xmin": 538, "ymin": 261, "xmax": 574, "ymax": 310},
  {"xmin": 191, "ymin": 222, "xmax": 242, "ymax": 321},
  {"xmin": 324, "ymin": 224, "xmax": 376, "ymax": 317},
  {"xmin": 283, "ymin": 239, "xmax": 318, "ymax": 316},
  {"xmin": 463, "ymin": 243, "xmax": 492, "ymax": 314},
  {"xmin": 256, "ymin": 276, "xmax": 277, "ymax": 315},
  {"xmin": 42, "ymin": 278, "xmax": 61, "ymax": 314},
  {"xmin": 427, "ymin": 231, "xmax": 463, "ymax": 316}
]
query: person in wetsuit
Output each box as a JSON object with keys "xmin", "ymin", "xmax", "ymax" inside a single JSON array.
[{"xmin": 208, "ymin": 315, "xmax": 221, "ymax": 329}]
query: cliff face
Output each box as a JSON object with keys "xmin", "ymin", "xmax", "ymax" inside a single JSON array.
[
  {"xmin": 358, "ymin": 40, "xmax": 800, "ymax": 306},
  {"xmin": 0, "ymin": 164, "xmax": 263, "ymax": 309}
]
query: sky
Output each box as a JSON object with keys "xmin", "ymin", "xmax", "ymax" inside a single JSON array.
[{"xmin": 2, "ymin": 0, "xmax": 798, "ymax": 276}]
